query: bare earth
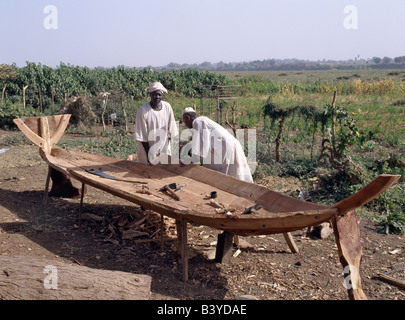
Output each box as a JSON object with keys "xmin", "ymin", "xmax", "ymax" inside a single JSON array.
[{"xmin": 0, "ymin": 141, "xmax": 404, "ymax": 301}]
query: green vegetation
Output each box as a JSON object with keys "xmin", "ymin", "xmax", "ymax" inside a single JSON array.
[
  {"xmin": 1, "ymin": 64, "xmax": 403, "ymax": 233},
  {"xmin": 375, "ymin": 208, "xmax": 405, "ymax": 235}
]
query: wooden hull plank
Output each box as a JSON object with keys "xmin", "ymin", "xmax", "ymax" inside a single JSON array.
[{"xmin": 332, "ymin": 210, "xmax": 367, "ymax": 300}]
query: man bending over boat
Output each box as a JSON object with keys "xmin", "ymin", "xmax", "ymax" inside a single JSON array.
[
  {"xmin": 127, "ymin": 82, "xmax": 178, "ymax": 164},
  {"xmin": 182, "ymin": 107, "xmax": 253, "ymax": 183}
]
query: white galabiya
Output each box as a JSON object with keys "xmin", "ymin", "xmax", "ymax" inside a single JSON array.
[
  {"xmin": 182, "ymin": 107, "xmax": 253, "ymax": 183},
  {"xmin": 133, "ymin": 82, "xmax": 178, "ymax": 164}
]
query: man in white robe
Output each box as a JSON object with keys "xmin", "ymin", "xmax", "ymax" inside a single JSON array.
[
  {"xmin": 182, "ymin": 107, "xmax": 253, "ymax": 183},
  {"xmin": 127, "ymin": 82, "xmax": 178, "ymax": 164}
]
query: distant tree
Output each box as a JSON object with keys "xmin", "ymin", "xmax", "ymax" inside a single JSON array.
[
  {"xmin": 382, "ymin": 56, "xmax": 392, "ymax": 64},
  {"xmin": 394, "ymin": 56, "xmax": 405, "ymax": 63},
  {"xmin": 372, "ymin": 57, "xmax": 382, "ymax": 64}
]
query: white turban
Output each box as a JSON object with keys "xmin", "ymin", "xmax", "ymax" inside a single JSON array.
[
  {"xmin": 182, "ymin": 107, "xmax": 196, "ymax": 116},
  {"xmin": 149, "ymin": 82, "xmax": 168, "ymax": 94}
]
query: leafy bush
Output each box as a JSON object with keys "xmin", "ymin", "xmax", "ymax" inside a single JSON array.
[
  {"xmin": 0, "ymin": 103, "xmax": 41, "ymax": 130},
  {"xmin": 375, "ymin": 208, "xmax": 405, "ymax": 235},
  {"xmin": 279, "ymin": 158, "xmax": 319, "ymax": 180}
]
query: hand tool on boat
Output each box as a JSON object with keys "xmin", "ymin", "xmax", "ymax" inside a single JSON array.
[
  {"xmin": 242, "ymin": 204, "xmax": 262, "ymax": 214},
  {"xmin": 174, "ymin": 183, "xmax": 187, "ymax": 193},
  {"xmin": 160, "ymin": 183, "xmax": 181, "ymax": 201},
  {"xmin": 209, "ymin": 199, "xmax": 236, "ymax": 214},
  {"xmin": 135, "ymin": 185, "xmax": 165, "ymax": 200},
  {"xmin": 84, "ymin": 168, "xmax": 147, "ymax": 184}
]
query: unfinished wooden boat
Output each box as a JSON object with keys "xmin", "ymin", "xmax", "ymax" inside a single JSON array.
[{"xmin": 13, "ymin": 114, "xmax": 401, "ymax": 300}]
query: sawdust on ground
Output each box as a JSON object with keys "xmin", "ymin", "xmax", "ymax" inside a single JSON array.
[{"xmin": 0, "ymin": 143, "xmax": 404, "ymax": 301}]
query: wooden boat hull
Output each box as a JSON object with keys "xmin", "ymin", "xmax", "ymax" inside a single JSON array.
[
  {"xmin": 13, "ymin": 114, "xmax": 401, "ymax": 237},
  {"xmin": 42, "ymin": 147, "xmax": 338, "ymax": 236}
]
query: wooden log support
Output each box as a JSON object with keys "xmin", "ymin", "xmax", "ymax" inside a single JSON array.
[
  {"xmin": 332, "ymin": 210, "xmax": 367, "ymax": 300},
  {"xmin": 78, "ymin": 182, "xmax": 86, "ymax": 225},
  {"xmin": 215, "ymin": 231, "xmax": 234, "ymax": 263},
  {"xmin": 283, "ymin": 232, "xmax": 299, "ymax": 253},
  {"xmin": 48, "ymin": 168, "xmax": 83, "ymax": 198},
  {"xmin": 160, "ymin": 214, "xmax": 165, "ymax": 251},
  {"xmin": 176, "ymin": 219, "xmax": 188, "ymax": 281},
  {"xmin": 0, "ymin": 255, "xmax": 152, "ymax": 300},
  {"xmin": 42, "ymin": 166, "xmax": 52, "ymax": 205}
]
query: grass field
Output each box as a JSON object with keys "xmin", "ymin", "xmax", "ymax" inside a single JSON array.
[{"xmin": 217, "ymin": 68, "xmax": 405, "ymax": 83}]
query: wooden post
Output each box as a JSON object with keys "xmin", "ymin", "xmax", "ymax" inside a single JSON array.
[
  {"xmin": 1, "ymin": 83, "xmax": 7, "ymax": 103},
  {"xmin": 275, "ymin": 114, "xmax": 286, "ymax": 163},
  {"xmin": 332, "ymin": 210, "xmax": 367, "ymax": 300},
  {"xmin": 122, "ymin": 94, "xmax": 128, "ymax": 131},
  {"xmin": 42, "ymin": 166, "xmax": 52, "ymax": 205},
  {"xmin": 38, "ymin": 87, "xmax": 43, "ymax": 113},
  {"xmin": 283, "ymin": 232, "xmax": 299, "ymax": 253},
  {"xmin": 176, "ymin": 219, "xmax": 188, "ymax": 281},
  {"xmin": 215, "ymin": 231, "xmax": 234, "ymax": 263},
  {"xmin": 101, "ymin": 93, "xmax": 110, "ymax": 131},
  {"xmin": 331, "ymin": 90, "xmax": 337, "ymax": 152},
  {"xmin": 160, "ymin": 214, "xmax": 164, "ymax": 251},
  {"xmin": 22, "ymin": 85, "xmax": 28, "ymax": 108},
  {"xmin": 51, "ymin": 87, "xmax": 54, "ymax": 109},
  {"xmin": 78, "ymin": 182, "xmax": 85, "ymax": 226}
]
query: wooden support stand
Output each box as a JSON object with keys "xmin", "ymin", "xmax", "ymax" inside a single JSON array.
[
  {"xmin": 215, "ymin": 231, "xmax": 234, "ymax": 263},
  {"xmin": 283, "ymin": 232, "xmax": 299, "ymax": 253},
  {"xmin": 215, "ymin": 231, "xmax": 299, "ymax": 265},
  {"xmin": 332, "ymin": 210, "xmax": 367, "ymax": 300},
  {"xmin": 176, "ymin": 219, "xmax": 188, "ymax": 282}
]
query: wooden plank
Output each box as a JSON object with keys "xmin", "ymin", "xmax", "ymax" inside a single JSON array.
[
  {"xmin": 333, "ymin": 174, "xmax": 401, "ymax": 215},
  {"xmin": 40, "ymin": 117, "xmax": 51, "ymax": 154},
  {"xmin": 13, "ymin": 115, "xmax": 71, "ymax": 151},
  {"xmin": 378, "ymin": 274, "xmax": 405, "ymax": 289},
  {"xmin": 49, "ymin": 114, "xmax": 71, "ymax": 147},
  {"xmin": 332, "ymin": 210, "xmax": 367, "ymax": 300}
]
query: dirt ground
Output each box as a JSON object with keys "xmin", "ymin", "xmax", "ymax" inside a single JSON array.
[{"xmin": 0, "ymin": 140, "xmax": 404, "ymax": 300}]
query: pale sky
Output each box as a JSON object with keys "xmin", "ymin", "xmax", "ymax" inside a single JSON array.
[{"xmin": 1, "ymin": 0, "xmax": 404, "ymax": 68}]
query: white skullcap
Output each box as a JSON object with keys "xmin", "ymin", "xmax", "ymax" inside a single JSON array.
[
  {"xmin": 182, "ymin": 107, "xmax": 196, "ymax": 116},
  {"xmin": 149, "ymin": 82, "xmax": 168, "ymax": 93}
]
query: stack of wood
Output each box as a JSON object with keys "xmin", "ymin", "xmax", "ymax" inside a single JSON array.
[{"xmin": 80, "ymin": 208, "xmax": 177, "ymax": 244}]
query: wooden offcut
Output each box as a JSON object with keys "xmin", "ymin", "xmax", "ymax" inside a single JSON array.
[{"xmin": 0, "ymin": 256, "xmax": 151, "ymax": 300}]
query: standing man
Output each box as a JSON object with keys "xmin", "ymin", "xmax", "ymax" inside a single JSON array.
[
  {"xmin": 128, "ymin": 82, "xmax": 178, "ymax": 164},
  {"xmin": 182, "ymin": 107, "xmax": 253, "ymax": 183}
]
